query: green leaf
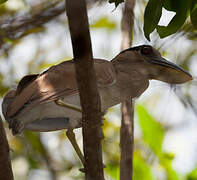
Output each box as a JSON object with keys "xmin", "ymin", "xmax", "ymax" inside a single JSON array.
[
  {"xmin": 24, "ymin": 131, "xmax": 45, "ymax": 155},
  {"xmin": 163, "ymin": 0, "xmax": 179, "ymax": 11},
  {"xmin": 143, "ymin": 0, "xmax": 163, "ymax": 41},
  {"xmin": 133, "ymin": 153, "xmax": 154, "ymax": 180},
  {"xmin": 137, "ymin": 105, "xmax": 178, "ymax": 179},
  {"xmin": 160, "ymin": 153, "xmax": 179, "ymax": 180},
  {"xmin": 90, "ymin": 16, "xmax": 116, "ymax": 30},
  {"xmin": 186, "ymin": 167, "xmax": 197, "ymax": 180},
  {"xmin": 27, "ymin": 156, "xmax": 40, "ymax": 169},
  {"xmin": 108, "ymin": 0, "xmax": 124, "ymax": 8},
  {"xmin": 0, "ymin": 73, "xmax": 9, "ymax": 97},
  {"xmin": 137, "ymin": 105, "xmax": 164, "ymax": 155},
  {"xmin": 105, "ymin": 164, "xmax": 119, "ymax": 180},
  {"xmin": 0, "ymin": 0, "xmax": 7, "ymax": 5},
  {"xmin": 156, "ymin": 0, "xmax": 191, "ymax": 38},
  {"xmin": 190, "ymin": 0, "xmax": 197, "ymax": 29}
]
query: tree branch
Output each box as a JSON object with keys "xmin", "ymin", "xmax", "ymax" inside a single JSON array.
[
  {"xmin": 120, "ymin": 0, "xmax": 136, "ymax": 179},
  {"xmin": 0, "ymin": 1, "xmax": 65, "ymax": 45},
  {"xmin": 65, "ymin": 0, "xmax": 104, "ymax": 179},
  {"xmin": 0, "ymin": 118, "xmax": 14, "ymax": 180},
  {"xmin": 0, "ymin": 0, "xmax": 105, "ymax": 49}
]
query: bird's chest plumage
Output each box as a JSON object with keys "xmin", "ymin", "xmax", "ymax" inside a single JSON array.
[
  {"xmin": 99, "ymin": 71, "xmax": 149, "ymax": 109},
  {"xmin": 60, "ymin": 74, "xmax": 149, "ymax": 112},
  {"xmin": 60, "ymin": 70, "xmax": 149, "ymax": 111}
]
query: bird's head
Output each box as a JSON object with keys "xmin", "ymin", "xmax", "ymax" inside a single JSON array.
[{"xmin": 112, "ymin": 45, "xmax": 192, "ymax": 84}]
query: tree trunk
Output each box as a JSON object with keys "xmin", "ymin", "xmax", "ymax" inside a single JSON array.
[
  {"xmin": 0, "ymin": 118, "xmax": 14, "ymax": 180},
  {"xmin": 120, "ymin": 0, "xmax": 136, "ymax": 179},
  {"xmin": 65, "ymin": 0, "xmax": 104, "ymax": 180}
]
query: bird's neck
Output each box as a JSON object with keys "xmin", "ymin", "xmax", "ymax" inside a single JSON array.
[
  {"xmin": 111, "ymin": 54, "xmax": 149, "ymax": 79},
  {"xmin": 110, "ymin": 54, "xmax": 150, "ymax": 99}
]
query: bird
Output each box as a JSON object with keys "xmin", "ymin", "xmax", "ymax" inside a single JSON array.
[
  {"xmin": 2, "ymin": 44, "xmax": 192, "ymax": 134},
  {"xmin": 1, "ymin": 45, "xmax": 192, "ymax": 165}
]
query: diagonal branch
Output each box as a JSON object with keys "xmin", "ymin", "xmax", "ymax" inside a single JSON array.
[
  {"xmin": 0, "ymin": 1, "xmax": 65, "ymax": 43},
  {"xmin": 0, "ymin": 0, "xmax": 105, "ymax": 48},
  {"xmin": 65, "ymin": 0, "xmax": 104, "ymax": 179},
  {"xmin": 120, "ymin": 0, "xmax": 136, "ymax": 180}
]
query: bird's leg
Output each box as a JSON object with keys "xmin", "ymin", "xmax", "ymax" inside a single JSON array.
[
  {"xmin": 66, "ymin": 129, "xmax": 85, "ymax": 167},
  {"xmin": 55, "ymin": 99, "xmax": 106, "ymax": 170},
  {"xmin": 55, "ymin": 99, "xmax": 82, "ymax": 112},
  {"xmin": 55, "ymin": 100, "xmax": 84, "ymax": 168}
]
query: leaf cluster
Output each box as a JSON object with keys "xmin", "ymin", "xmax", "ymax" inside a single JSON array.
[{"xmin": 144, "ymin": 0, "xmax": 197, "ymax": 40}]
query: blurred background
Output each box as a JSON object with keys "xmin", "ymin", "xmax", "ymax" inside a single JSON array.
[{"xmin": 0, "ymin": 0, "xmax": 196, "ymax": 179}]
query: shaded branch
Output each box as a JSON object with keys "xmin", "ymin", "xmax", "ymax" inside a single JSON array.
[
  {"xmin": 65, "ymin": 0, "xmax": 104, "ymax": 179},
  {"xmin": 120, "ymin": 100, "xmax": 134, "ymax": 180},
  {"xmin": 0, "ymin": 118, "xmax": 14, "ymax": 180},
  {"xmin": 0, "ymin": 1, "xmax": 65, "ymax": 43},
  {"xmin": 120, "ymin": 0, "xmax": 135, "ymax": 50},
  {"xmin": 120, "ymin": 0, "xmax": 136, "ymax": 179},
  {"xmin": 0, "ymin": 0, "xmax": 105, "ymax": 46}
]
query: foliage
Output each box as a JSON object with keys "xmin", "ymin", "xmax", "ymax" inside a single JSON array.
[
  {"xmin": 108, "ymin": 0, "xmax": 197, "ymax": 40},
  {"xmin": 186, "ymin": 168, "xmax": 197, "ymax": 180},
  {"xmin": 137, "ymin": 105, "xmax": 179, "ymax": 180},
  {"xmin": 0, "ymin": 0, "xmax": 7, "ymax": 5},
  {"xmin": 137, "ymin": 105, "xmax": 164, "ymax": 156},
  {"xmin": 105, "ymin": 164, "xmax": 120, "ymax": 180},
  {"xmin": 133, "ymin": 153, "xmax": 153, "ymax": 180},
  {"xmin": 0, "ymin": 74, "xmax": 9, "ymax": 96},
  {"xmin": 144, "ymin": 0, "xmax": 197, "ymax": 40},
  {"xmin": 90, "ymin": 16, "xmax": 116, "ymax": 30},
  {"xmin": 143, "ymin": 0, "xmax": 163, "ymax": 41},
  {"xmin": 191, "ymin": 1, "xmax": 197, "ymax": 29},
  {"xmin": 108, "ymin": 0, "xmax": 124, "ymax": 8}
]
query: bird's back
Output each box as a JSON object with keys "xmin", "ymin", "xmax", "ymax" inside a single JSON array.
[{"xmin": 3, "ymin": 59, "xmax": 116, "ymax": 120}]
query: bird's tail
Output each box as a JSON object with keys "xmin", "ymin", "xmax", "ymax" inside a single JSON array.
[
  {"xmin": 2, "ymin": 90, "xmax": 22, "ymax": 135},
  {"xmin": 2, "ymin": 90, "xmax": 16, "ymax": 123}
]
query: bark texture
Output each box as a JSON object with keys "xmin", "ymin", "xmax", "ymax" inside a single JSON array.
[
  {"xmin": 0, "ymin": 118, "xmax": 14, "ymax": 180},
  {"xmin": 65, "ymin": 0, "xmax": 104, "ymax": 180},
  {"xmin": 120, "ymin": 0, "xmax": 136, "ymax": 179}
]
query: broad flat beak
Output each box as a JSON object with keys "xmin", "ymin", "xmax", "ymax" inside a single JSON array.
[{"xmin": 149, "ymin": 57, "xmax": 192, "ymax": 84}]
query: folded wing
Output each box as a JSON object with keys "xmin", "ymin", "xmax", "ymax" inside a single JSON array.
[{"xmin": 4, "ymin": 59, "xmax": 116, "ymax": 119}]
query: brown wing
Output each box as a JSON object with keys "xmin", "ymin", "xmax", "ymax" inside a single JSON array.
[
  {"xmin": 6, "ymin": 59, "xmax": 116, "ymax": 118},
  {"xmin": 16, "ymin": 74, "xmax": 39, "ymax": 95}
]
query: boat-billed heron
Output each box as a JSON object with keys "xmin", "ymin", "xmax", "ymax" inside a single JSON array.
[{"xmin": 2, "ymin": 45, "xmax": 192, "ymax": 166}]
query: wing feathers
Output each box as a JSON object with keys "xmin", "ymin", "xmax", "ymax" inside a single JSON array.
[
  {"xmin": 5, "ymin": 59, "xmax": 116, "ymax": 118},
  {"xmin": 16, "ymin": 74, "xmax": 39, "ymax": 95}
]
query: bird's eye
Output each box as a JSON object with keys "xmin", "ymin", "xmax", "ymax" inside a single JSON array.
[{"xmin": 140, "ymin": 46, "xmax": 152, "ymax": 55}]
